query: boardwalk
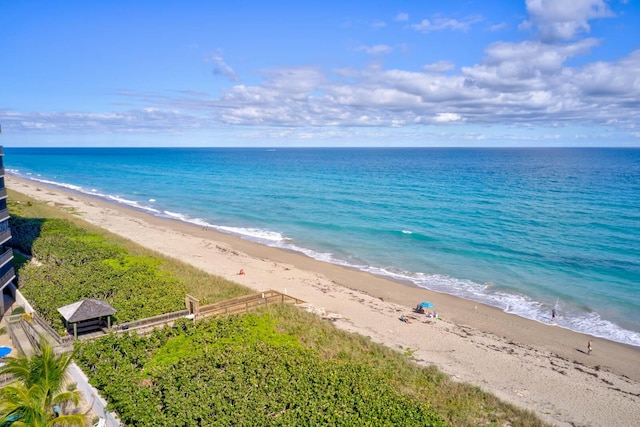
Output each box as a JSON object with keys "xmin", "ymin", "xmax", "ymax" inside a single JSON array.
[{"xmin": 6, "ymin": 290, "xmax": 304, "ymax": 354}]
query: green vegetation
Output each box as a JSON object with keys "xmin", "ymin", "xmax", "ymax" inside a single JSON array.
[
  {"xmin": 7, "ymin": 191, "xmax": 547, "ymax": 426},
  {"xmin": 76, "ymin": 312, "xmax": 447, "ymax": 426},
  {"xmin": 0, "ymin": 338, "xmax": 86, "ymax": 427},
  {"xmin": 8, "ymin": 192, "xmax": 252, "ymax": 334},
  {"xmin": 14, "ymin": 216, "xmax": 187, "ymax": 333},
  {"xmin": 10, "ymin": 306, "xmax": 24, "ymax": 315}
]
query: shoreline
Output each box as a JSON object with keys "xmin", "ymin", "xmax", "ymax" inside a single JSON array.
[{"xmin": 7, "ymin": 174, "xmax": 640, "ymax": 426}]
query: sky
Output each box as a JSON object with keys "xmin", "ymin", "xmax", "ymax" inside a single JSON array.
[{"xmin": 1, "ymin": 0, "xmax": 639, "ymax": 147}]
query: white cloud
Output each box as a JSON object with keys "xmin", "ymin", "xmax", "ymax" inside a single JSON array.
[
  {"xmin": 204, "ymin": 51, "xmax": 239, "ymax": 81},
  {"xmin": 355, "ymin": 44, "xmax": 393, "ymax": 55},
  {"xmin": 490, "ymin": 22, "xmax": 508, "ymax": 32},
  {"xmin": 411, "ymin": 15, "xmax": 483, "ymax": 33},
  {"xmin": 524, "ymin": 0, "xmax": 614, "ymax": 41},
  {"xmin": 395, "ymin": 12, "xmax": 409, "ymax": 22},
  {"xmin": 462, "ymin": 39, "xmax": 600, "ymax": 90},
  {"xmin": 423, "ymin": 60, "xmax": 455, "ymax": 73},
  {"xmin": 3, "ymin": 6, "xmax": 639, "ymax": 145},
  {"xmin": 434, "ymin": 113, "xmax": 463, "ymax": 122},
  {"xmin": 4, "ymin": 109, "xmax": 203, "ymax": 134},
  {"xmin": 573, "ymin": 50, "xmax": 640, "ymax": 97},
  {"xmin": 5, "ymin": 44, "xmax": 638, "ymax": 135}
]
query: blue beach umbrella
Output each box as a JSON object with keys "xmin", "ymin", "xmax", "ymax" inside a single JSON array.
[
  {"xmin": 418, "ymin": 302, "xmax": 434, "ymax": 308},
  {"xmin": 0, "ymin": 346, "xmax": 11, "ymax": 358}
]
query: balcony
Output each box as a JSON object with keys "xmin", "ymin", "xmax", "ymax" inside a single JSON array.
[
  {"xmin": 0, "ymin": 247, "xmax": 13, "ymax": 269},
  {"xmin": 0, "ymin": 266, "xmax": 15, "ymax": 289},
  {"xmin": 0, "ymin": 188, "xmax": 6, "ymax": 200},
  {"xmin": 0, "ymin": 229, "xmax": 10, "ymax": 246},
  {"xmin": 0, "ymin": 208, "xmax": 8, "ymax": 222}
]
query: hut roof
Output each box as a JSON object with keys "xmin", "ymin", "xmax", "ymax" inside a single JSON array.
[{"xmin": 57, "ymin": 299, "xmax": 117, "ymax": 323}]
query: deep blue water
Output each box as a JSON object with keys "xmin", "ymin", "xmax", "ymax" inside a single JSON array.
[{"xmin": 5, "ymin": 147, "xmax": 640, "ymax": 346}]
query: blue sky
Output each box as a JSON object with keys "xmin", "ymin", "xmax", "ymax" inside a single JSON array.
[{"xmin": 1, "ymin": 0, "xmax": 639, "ymax": 147}]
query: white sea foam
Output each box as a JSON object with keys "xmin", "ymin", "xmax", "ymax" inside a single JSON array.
[
  {"xmin": 297, "ymin": 257, "xmax": 640, "ymax": 347},
  {"xmin": 216, "ymin": 226, "xmax": 285, "ymax": 244},
  {"xmin": 12, "ymin": 173, "xmax": 162, "ymax": 215},
  {"xmin": 406, "ymin": 272, "xmax": 640, "ymax": 347},
  {"xmin": 32, "ymin": 178, "xmax": 84, "ymax": 193},
  {"xmin": 163, "ymin": 210, "xmax": 187, "ymax": 220},
  {"xmin": 279, "ymin": 243, "xmax": 353, "ymax": 267},
  {"xmin": 9, "ymin": 171, "xmax": 639, "ymax": 347}
]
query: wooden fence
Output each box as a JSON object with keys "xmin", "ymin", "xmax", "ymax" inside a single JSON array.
[
  {"xmin": 2, "ymin": 290, "xmax": 305, "ymax": 425},
  {"xmin": 196, "ymin": 290, "xmax": 304, "ymax": 320},
  {"xmin": 4, "ymin": 290, "xmax": 305, "ymax": 355}
]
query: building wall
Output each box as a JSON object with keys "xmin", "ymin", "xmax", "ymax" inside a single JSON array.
[{"xmin": 0, "ymin": 145, "xmax": 15, "ymax": 315}]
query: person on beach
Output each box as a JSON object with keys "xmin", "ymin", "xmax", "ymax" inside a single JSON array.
[
  {"xmin": 587, "ymin": 340, "xmax": 593, "ymax": 355},
  {"xmin": 552, "ymin": 308, "xmax": 556, "ymax": 322}
]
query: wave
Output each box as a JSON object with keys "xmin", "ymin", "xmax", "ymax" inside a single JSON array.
[
  {"xmin": 12, "ymin": 173, "xmax": 162, "ymax": 215},
  {"xmin": 9, "ymin": 171, "xmax": 640, "ymax": 348},
  {"xmin": 257, "ymin": 236, "xmax": 640, "ymax": 347}
]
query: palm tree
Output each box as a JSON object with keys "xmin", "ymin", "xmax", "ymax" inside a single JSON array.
[
  {"xmin": 0, "ymin": 337, "xmax": 86, "ymax": 427},
  {"xmin": 0, "ymin": 382, "xmax": 84, "ymax": 426}
]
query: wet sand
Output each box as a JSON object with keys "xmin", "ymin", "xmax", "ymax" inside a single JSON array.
[{"xmin": 7, "ymin": 174, "xmax": 640, "ymax": 427}]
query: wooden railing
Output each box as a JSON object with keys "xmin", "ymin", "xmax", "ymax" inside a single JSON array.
[
  {"xmin": 4, "ymin": 291, "xmax": 305, "ymax": 355},
  {"xmin": 5, "ymin": 312, "xmax": 74, "ymax": 355},
  {"xmin": 197, "ymin": 290, "xmax": 304, "ymax": 320},
  {"xmin": 112, "ymin": 309, "xmax": 189, "ymax": 333},
  {"xmin": 5, "ymin": 314, "xmax": 27, "ymax": 356},
  {"xmin": 33, "ymin": 312, "xmax": 73, "ymax": 347}
]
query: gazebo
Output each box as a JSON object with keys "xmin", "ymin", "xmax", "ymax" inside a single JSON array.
[{"xmin": 57, "ymin": 299, "xmax": 117, "ymax": 339}]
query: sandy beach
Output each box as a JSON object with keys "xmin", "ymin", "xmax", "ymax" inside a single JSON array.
[{"xmin": 6, "ymin": 175, "xmax": 640, "ymax": 427}]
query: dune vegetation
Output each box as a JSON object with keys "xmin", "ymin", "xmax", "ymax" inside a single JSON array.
[{"xmin": 7, "ymin": 190, "xmax": 547, "ymax": 426}]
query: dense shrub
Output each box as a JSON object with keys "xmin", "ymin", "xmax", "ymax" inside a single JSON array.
[
  {"xmin": 76, "ymin": 314, "xmax": 447, "ymax": 427},
  {"xmin": 8, "ymin": 193, "xmax": 546, "ymax": 427},
  {"xmin": 14, "ymin": 218, "xmax": 186, "ymax": 332}
]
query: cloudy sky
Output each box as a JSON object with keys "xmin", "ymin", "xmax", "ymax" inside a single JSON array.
[{"xmin": 1, "ymin": 0, "xmax": 639, "ymax": 147}]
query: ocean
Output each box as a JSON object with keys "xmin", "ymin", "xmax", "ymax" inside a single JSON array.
[{"xmin": 4, "ymin": 147, "xmax": 640, "ymax": 347}]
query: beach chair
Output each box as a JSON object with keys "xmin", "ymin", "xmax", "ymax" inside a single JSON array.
[{"xmin": 93, "ymin": 418, "xmax": 106, "ymax": 427}]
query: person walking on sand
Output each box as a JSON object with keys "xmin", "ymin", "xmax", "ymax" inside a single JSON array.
[{"xmin": 587, "ymin": 340, "xmax": 593, "ymax": 355}]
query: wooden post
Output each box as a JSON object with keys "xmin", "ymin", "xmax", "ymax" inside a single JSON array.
[{"xmin": 73, "ymin": 323, "xmax": 78, "ymax": 339}]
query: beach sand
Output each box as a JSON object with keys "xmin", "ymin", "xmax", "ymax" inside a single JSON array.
[{"xmin": 7, "ymin": 175, "xmax": 640, "ymax": 427}]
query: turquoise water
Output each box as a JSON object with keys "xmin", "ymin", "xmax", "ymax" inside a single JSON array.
[{"xmin": 5, "ymin": 147, "xmax": 640, "ymax": 346}]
